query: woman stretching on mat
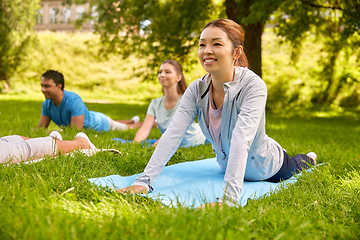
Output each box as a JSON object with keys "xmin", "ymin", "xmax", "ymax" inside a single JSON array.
[
  {"xmin": 118, "ymin": 19, "xmax": 317, "ymax": 207},
  {"xmin": 132, "ymin": 59, "xmax": 206, "ymax": 147},
  {"xmin": 0, "ymin": 131, "xmax": 96, "ymax": 164}
]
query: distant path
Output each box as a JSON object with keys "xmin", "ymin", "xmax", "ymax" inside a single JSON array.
[{"xmin": 84, "ymin": 100, "xmax": 114, "ymax": 104}]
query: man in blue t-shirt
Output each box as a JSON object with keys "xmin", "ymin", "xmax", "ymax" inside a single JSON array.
[{"xmin": 37, "ymin": 70, "xmax": 137, "ymax": 132}]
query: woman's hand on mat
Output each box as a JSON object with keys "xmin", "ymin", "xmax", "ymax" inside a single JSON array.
[
  {"xmin": 115, "ymin": 185, "xmax": 148, "ymax": 194},
  {"xmin": 198, "ymin": 202, "xmax": 223, "ymax": 209},
  {"xmin": 152, "ymin": 139, "xmax": 160, "ymax": 148}
]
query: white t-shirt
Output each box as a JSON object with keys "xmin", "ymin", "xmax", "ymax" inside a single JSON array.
[
  {"xmin": 147, "ymin": 96, "xmax": 206, "ymax": 147},
  {"xmin": 207, "ymin": 85, "xmax": 223, "ymax": 151}
]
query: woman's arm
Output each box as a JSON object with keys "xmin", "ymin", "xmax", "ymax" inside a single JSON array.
[
  {"xmin": 222, "ymin": 78, "xmax": 268, "ymax": 206},
  {"xmin": 120, "ymin": 81, "xmax": 201, "ymax": 193},
  {"xmin": 133, "ymin": 114, "xmax": 156, "ymax": 142},
  {"xmin": 151, "ymin": 137, "xmax": 160, "ymax": 147}
]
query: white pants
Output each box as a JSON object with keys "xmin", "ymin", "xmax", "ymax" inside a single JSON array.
[
  {"xmin": 107, "ymin": 117, "xmax": 128, "ymax": 131},
  {"xmin": 0, "ymin": 135, "xmax": 56, "ymax": 163}
]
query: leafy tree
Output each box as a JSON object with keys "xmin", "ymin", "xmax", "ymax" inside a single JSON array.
[
  {"xmin": 86, "ymin": 0, "xmax": 290, "ymax": 79},
  {"xmin": 225, "ymin": 0, "xmax": 284, "ymax": 77},
  {"xmin": 89, "ymin": 0, "xmax": 217, "ymax": 80},
  {"xmin": 87, "ymin": 0, "xmax": 286, "ymax": 78},
  {"xmin": 78, "ymin": 0, "xmax": 360, "ymax": 104},
  {"xmin": 0, "ymin": 0, "xmax": 40, "ymax": 89},
  {"xmin": 274, "ymin": 0, "xmax": 360, "ymax": 103},
  {"xmin": 88, "ymin": 0, "xmax": 272, "ymax": 78}
]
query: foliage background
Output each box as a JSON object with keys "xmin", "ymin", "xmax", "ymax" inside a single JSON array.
[
  {"xmin": 0, "ymin": 0, "xmax": 40, "ymax": 86},
  {"xmin": 87, "ymin": 0, "xmax": 360, "ymax": 105},
  {"xmin": 1, "ymin": 29, "xmax": 359, "ymax": 110},
  {"xmin": 1, "ymin": 0, "xmax": 359, "ymax": 109}
]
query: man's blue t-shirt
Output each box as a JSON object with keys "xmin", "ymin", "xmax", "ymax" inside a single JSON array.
[{"xmin": 41, "ymin": 90, "xmax": 110, "ymax": 132}]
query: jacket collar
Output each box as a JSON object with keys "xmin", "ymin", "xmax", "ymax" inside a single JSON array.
[{"xmin": 199, "ymin": 67, "xmax": 248, "ymax": 100}]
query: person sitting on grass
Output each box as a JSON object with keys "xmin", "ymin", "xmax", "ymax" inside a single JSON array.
[
  {"xmin": 132, "ymin": 60, "xmax": 207, "ymax": 147},
  {"xmin": 37, "ymin": 70, "xmax": 142, "ymax": 132},
  {"xmin": 117, "ymin": 19, "xmax": 317, "ymax": 208},
  {"xmin": 0, "ymin": 131, "xmax": 95, "ymax": 164}
]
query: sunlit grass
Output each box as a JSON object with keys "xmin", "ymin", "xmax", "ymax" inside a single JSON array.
[
  {"xmin": 1, "ymin": 29, "xmax": 360, "ymax": 239},
  {"xmin": 0, "ymin": 98, "xmax": 360, "ymax": 239}
]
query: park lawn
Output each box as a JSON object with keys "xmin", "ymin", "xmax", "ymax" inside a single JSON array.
[{"xmin": 0, "ymin": 99, "xmax": 359, "ymax": 239}]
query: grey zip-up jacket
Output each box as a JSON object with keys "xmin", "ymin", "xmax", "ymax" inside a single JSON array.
[{"xmin": 133, "ymin": 67, "xmax": 284, "ymax": 206}]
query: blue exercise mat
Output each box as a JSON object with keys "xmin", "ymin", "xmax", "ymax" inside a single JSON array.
[
  {"xmin": 112, "ymin": 138, "xmax": 157, "ymax": 146},
  {"xmin": 89, "ymin": 157, "xmax": 301, "ymax": 208},
  {"xmin": 112, "ymin": 138, "xmax": 203, "ymax": 148}
]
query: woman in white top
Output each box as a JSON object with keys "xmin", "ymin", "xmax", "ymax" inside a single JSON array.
[
  {"xmin": 118, "ymin": 19, "xmax": 316, "ymax": 208},
  {"xmin": 133, "ymin": 60, "xmax": 206, "ymax": 147}
]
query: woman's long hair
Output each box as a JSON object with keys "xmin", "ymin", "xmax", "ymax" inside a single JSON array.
[{"xmin": 160, "ymin": 60, "xmax": 187, "ymax": 95}]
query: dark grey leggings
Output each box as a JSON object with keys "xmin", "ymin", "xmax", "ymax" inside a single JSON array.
[{"xmin": 265, "ymin": 151, "xmax": 315, "ymax": 183}]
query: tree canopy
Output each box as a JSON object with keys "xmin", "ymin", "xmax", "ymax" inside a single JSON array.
[
  {"xmin": 275, "ymin": 0, "xmax": 360, "ymax": 102},
  {"xmin": 73, "ymin": 0, "xmax": 360, "ymax": 104},
  {"xmin": 0, "ymin": 0, "xmax": 40, "ymax": 88},
  {"xmin": 89, "ymin": 0, "xmax": 218, "ymax": 80}
]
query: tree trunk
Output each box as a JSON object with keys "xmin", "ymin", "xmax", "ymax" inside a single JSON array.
[
  {"xmin": 243, "ymin": 23, "xmax": 264, "ymax": 78},
  {"xmin": 225, "ymin": 0, "xmax": 264, "ymax": 77},
  {"xmin": 4, "ymin": 81, "xmax": 10, "ymax": 91},
  {"xmin": 0, "ymin": 76, "xmax": 11, "ymax": 91}
]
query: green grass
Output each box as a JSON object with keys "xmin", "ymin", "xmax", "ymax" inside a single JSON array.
[
  {"xmin": 0, "ymin": 29, "xmax": 359, "ymax": 239},
  {"xmin": 0, "ymin": 99, "xmax": 359, "ymax": 239}
]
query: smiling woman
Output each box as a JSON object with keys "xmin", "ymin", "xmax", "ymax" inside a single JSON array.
[
  {"xmin": 117, "ymin": 19, "xmax": 317, "ymax": 208},
  {"xmin": 132, "ymin": 60, "xmax": 206, "ymax": 147},
  {"xmin": 198, "ymin": 26, "xmax": 243, "ymax": 86}
]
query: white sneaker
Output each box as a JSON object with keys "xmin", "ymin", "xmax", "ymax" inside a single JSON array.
[
  {"xmin": 307, "ymin": 152, "xmax": 317, "ymax": 165},
  {"xmin": 131, "ymin": 115, "xmax": 140, "ymax": 123},
  {"xmin": 49, "ymin": 131, "xmax": 62, "ymax": 140},
  {"xmin": 75, "ymin": 132, "xmax": 96, "ymax": 149}
]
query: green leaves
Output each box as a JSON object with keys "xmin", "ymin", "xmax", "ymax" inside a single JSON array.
[
  {"xmin": 0, "ymin": 0, "xmax": 40, "ymax": 84},
  {"xmin": 92, "ymin": 0, "xmax": 216, "ymax": 81},
  {"xmin": 274, "ymin": 0, "xmax": 360, "ymax": 103}
]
